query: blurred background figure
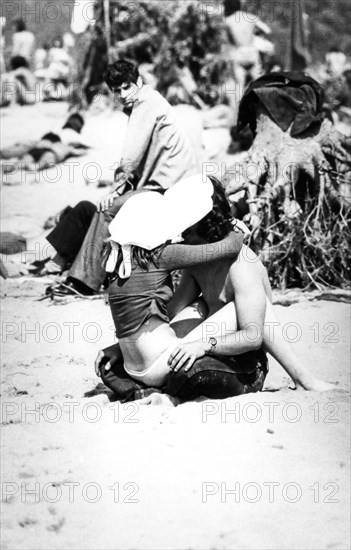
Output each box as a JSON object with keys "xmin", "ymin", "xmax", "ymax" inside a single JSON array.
[
  {"xmin": 222, "ymin": 0, "xmax": 271, "ymax": 125},
  {"xmin": 253, "ymin": 20, "xmax": 275, "ymax": 73},
  {"xmin": 11, "ymin": 19, "xmax": 35, "ymax": 69},
  {"xmin": 47, "ymin": 37, "xmax": 73, "ymax": 82},
  {"xmin": 1, "ymin": 17, "xmax": 36, "ymax": 107},
  {"xmin": 0, "ymin": 55, "xmax": 37, "ymax": 107},
  {"xmin": 326, "ymin": 46, "xmax": 348, "ymax": 78},
  {"xmin": 80, "ymin": 25, "xmax": 108, "ymax": 105},
  {"xmin": 33, "ymin": 43, "xmax": 49, "ymax": 77},
  {"xmin": 42, "ymin": 37, "xmax": 74, "ymax": 100},
  {"xmin": 63, "ymin": 32, "xmax": 75, "ymax": 53}
]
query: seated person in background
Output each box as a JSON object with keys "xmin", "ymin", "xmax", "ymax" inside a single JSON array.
[
  {"xmin": 34, "ymin": 43, "xmax": 49, "ymax": 78},
  {"xmin": 0, "ymin": 55, "xmax": 37, "ymax": 107},
  {"xmin": 1, "ymin": 113, "xmax": 88, "ymax": 174},
  {"xmin": 42, "ymin": 37, "xmax": 74, "ymax": 101}
]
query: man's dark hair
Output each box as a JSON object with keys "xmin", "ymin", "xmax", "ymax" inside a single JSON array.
[
  {"xmin": 104, "ymin": 60, "xmax": 139, "ymax": 90},
  {"xmin": 62, "ymin": 113, "xmax": 84, "ymax": 134},
  {"xmin": 223, "ymin": 0, "xmax": 242, "ymax": 17},
  {"xmin": 14, "ymin": 19, "xmax": 26, "ymax": 32},
  {"xmin": 196, "ymin": 177, "xmax": 233, "ymax": 242}
]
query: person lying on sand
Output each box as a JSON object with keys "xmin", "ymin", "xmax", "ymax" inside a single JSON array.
[
  {"xmin": 95, "ymin": 178, "xmax": 334, "ymax": 405},
  {"xmin": 1, "ymin": 113, "xmax": 88, "ymax": 175}
]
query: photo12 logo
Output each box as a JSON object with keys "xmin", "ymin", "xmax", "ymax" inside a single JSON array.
[
  {"xmin": 202, "ymin": 481, "xmax": 340, "ymax": 504},
  {"xmin": 1, "ymin": 2, "xmax": 77, "ymax": 25},
  {"xmin": 1, "ymin": 481, "xmax": 140, "ymax": 504},
  {"xmin": 201, "ymin": 400, "xmax": 340, "ymax": 424},
  {"xmin": 1, "ymin": 401, "xmax": 142, "ymax": 425}
]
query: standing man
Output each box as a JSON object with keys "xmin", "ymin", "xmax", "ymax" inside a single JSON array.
[
  {"xmin": 222, "ymin": 0, "xmax": 268, "ymax": 126},
  {"xmin": 50, "ymin": 60, "xmax": 199, "ymax": 296}
]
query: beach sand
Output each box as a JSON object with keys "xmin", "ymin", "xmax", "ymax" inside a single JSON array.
[{"xmin": 1, "ymin": 102, "xmax": 350, "ymax": 550}]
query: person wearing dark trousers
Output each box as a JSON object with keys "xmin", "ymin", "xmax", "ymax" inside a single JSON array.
[
  {"xmin": 48, "ymin": 59, "xmax": 199, "ymax": 297},
  {"xmin": 42, "ymin": 201, "xmax": 97, "ymax": 284}
]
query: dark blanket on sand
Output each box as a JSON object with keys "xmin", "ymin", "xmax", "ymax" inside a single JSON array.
[{"xmin": 237, "ymin": 72, "xmax": 324, "ymax": 137}]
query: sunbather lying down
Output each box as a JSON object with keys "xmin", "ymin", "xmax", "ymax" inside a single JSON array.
[{"xmin": 1, "ymin": 113, "xmax": 89, "ymax": 174}]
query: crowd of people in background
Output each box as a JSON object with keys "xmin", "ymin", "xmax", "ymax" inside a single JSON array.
[
  {"xmin": 0, "ymin": 18, "xmax": 76, "ymax": 107},
  {"xmin": 1, "ymin": 2, "xmax": 350, "ymax": 118}
]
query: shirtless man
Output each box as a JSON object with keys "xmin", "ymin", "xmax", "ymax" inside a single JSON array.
[{"xmin": 223, "ymin": 0, "xmax": 268, "ymax": 124}]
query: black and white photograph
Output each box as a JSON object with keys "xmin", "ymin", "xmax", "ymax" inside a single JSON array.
[{"xmin": 0, "ymin": 1, "xmax": 350, "ymax": 548}]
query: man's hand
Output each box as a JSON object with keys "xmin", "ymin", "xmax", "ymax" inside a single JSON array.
[
  {"xmin": 168, "ymin": 340, "xmax": 207, "ymax": 373},
  {"xmin": 96, "ymin": 192, "xmax": 118, "ymax": 212},
  {"xmin": 94, "ymin": 343, "xmax": 121, "ymax": 377}
]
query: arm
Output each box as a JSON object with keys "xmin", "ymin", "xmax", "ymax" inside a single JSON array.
[
  {"xmin": 168, "ymin": 269, "xmax": 201, "ymax": 320},
  {"xmin": 159, "ymin": 229, "xmax": 244, "ymax": 271},
  {"xmin": 207, "ymin": 256, "xmax": 266, "ymax": 354}
]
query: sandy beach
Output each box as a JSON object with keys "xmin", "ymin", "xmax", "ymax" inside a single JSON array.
[{"xmin": 1, "ymin": 102, "xmax": 350, "ymax": 550}]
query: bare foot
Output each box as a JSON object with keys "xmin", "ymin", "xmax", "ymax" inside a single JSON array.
[
  {"xmin": 295, "ymin": 379, "xmax": 338, "ymax": 392},
  {"xmin": 137, "ymin": 393, "xmax": 180, "ymax": 407}
]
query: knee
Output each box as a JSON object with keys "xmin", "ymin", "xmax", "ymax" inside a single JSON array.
[
  {"xmin": 75, "ymin": 200, "xmax": 95, "ymax": 210},
  {"xmin": 75, "ymin": 200, "xmax": 97, "ymax": 217}
]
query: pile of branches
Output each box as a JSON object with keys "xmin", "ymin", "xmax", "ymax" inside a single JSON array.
[
  {"xmin": 253, "ymin": 198, "xmax": 351, "ymax": 290},
  {"xmin": 244, "ymin": 163, "xmax": 351, "ymax": 290}
]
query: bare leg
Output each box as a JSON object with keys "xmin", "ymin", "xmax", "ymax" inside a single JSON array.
[
  {"xmin": 263, "ymin": 300, "xmax": 335, "ymax": 391},
  {"xmin": 176, "ymin": 299, "xmax": 335, "ymax": 392}
]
